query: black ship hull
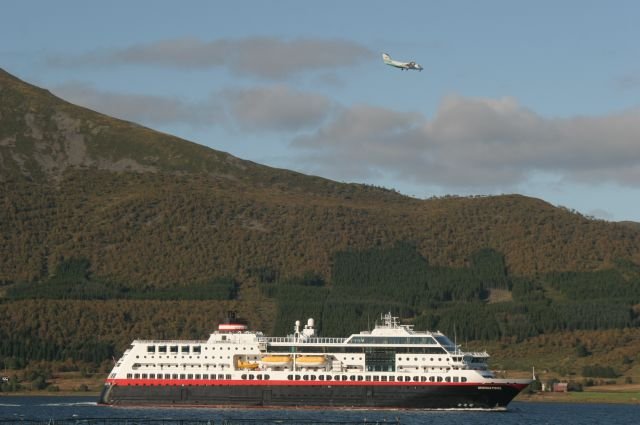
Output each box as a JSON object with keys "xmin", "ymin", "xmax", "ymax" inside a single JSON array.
[{"xmin": 99, "ymin": 382, "xmax": 527, "ymax": 410}]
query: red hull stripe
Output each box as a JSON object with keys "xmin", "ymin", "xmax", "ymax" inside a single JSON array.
[{"xmin": 106, "ymin": 378, "xmax": 528, "ymax": 390}]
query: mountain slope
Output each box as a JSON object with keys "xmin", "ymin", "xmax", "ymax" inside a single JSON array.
[
  {"xmin": 2, "ymin": 69, "xmax": 640, "ymax": 382},
  {"xmin": 1, "ymin": 68, "xmax": 640, "ymax": 286},
  {"xmin": 0, "ymin": 68, "xmax": 404, "ymax": 200}
]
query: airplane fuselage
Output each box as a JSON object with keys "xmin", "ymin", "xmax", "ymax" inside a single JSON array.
[{"xmin": 382, "ymin": 53, "xmax": 423, "ymax": 71}]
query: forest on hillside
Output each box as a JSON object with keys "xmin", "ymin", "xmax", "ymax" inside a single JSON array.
[
  {"xmin": 6, "ymin": 241, "xmax": 638, "ymax": 369},
  {"xmin": 3, "ymin": 171, "xmax": 640, "ymax": 290},
  {"xmin": 265, "ymin": 243, "xmax": 640, "ymax": 341},
  {"xmin": 3, "ymin": 242, "xmax": 640, "ymax": 371}
]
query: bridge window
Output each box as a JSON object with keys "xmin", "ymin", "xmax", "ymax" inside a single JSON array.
[{"xmin": 147, "ymin": 346, "xmax": 155, "ymax": 353}]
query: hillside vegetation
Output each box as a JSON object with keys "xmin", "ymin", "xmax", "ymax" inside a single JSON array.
[{"xmin": 1, "ymin": 68, "xmax": 640, "ymax": 384}]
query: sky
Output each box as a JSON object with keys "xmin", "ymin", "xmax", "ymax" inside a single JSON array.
[{"xmin": 2, "ymin": 0, "xmax": 640, "ymax": 221}]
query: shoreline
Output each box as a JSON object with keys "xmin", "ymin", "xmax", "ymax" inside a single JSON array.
[{"xmin": 516, "ymin": 389, "xmax": 640, "ymax": 404}]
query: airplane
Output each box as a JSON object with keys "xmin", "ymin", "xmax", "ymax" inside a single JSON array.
[{"xmin": 382, "ymin": 53, "xmax": 423, "ymax": 71}]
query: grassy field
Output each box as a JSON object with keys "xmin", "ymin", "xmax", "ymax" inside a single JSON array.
[{"xmin": 518, "ymin": 384, "xmax": 640, "ymax": 404}]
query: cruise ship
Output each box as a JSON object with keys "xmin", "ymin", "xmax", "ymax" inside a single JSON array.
[{"xmin": 99, "ymin": 312, "xmax": 532, "ymax": 409}]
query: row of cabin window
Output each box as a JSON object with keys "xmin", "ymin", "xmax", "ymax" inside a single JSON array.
[
  {"xmin": 134, "ymin": 362, "xmax": 227, "ymax": 367},
  {"xmin": 147, "ymin": 345, "xmax": 201, "ymax": 354},
  {"xmin": 127, "ymin": 373, "xmax": 234, "ymax": 380},
  {"xmin": 284, "ymin": 374, "xmax": 467, "ymax": 383},
  {"xmin": 124, "ymin": 372, "xmax": 467, "ymax": 383},
  {"xmin": 137, "ymin": 355, "xmax": 236, "ymax": 360},
  {"xmin": 145, "ymin": 345, "xmax": 451, "ymax": 355},
  {"xmin": 347, "ymin": 336, "xmax": 438, "ymax": 345},
  {"xmin": 145, "ymin": 345, "xmax": 255, "ymax": 354},
  {"xmin": 269, "ymin": 346, "xmax": 447, "ymax": 354},
  {"xmin": 399, "ymin": 357, "xmax": 448, "ymax": 362}
]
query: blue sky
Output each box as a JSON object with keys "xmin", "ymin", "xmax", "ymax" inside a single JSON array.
[{"xmin": 3, "ymin": 0, "xmax": 640, "ymax": 221}]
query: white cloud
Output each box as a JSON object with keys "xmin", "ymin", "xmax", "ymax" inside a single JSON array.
[
  {"xmin": 47, "ymin": 37, "xmax": 374, "ymax": 80},
  {"xmin": 291, "ymin": 95, "xmax": 640, "ymax": 190},
  {"xmin": 222, "ymin": 85, "xmax": 332, "ymax": 132},
  {"xmin": 51, "ymin": 79, "xmax": 640, "ymax": 193},
  {"xmin": 52, "ymin": 82, "xmax": 222, "ymax": 126},
  {"xmin": 52, "ymin": 82, "xmax": 333, "ymax": 134}
]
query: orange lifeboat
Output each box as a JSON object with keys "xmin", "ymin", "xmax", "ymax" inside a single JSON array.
[
  {"xmin": 236, "ymin": 359, "xmax": 260, "ymax": 370},
  {"xmin": 295, "ymin": 356, "xmax": 326, "ymax": 367},
  {"xmin": 260, "ymin": 355, "xmax": 292, "ymax": 367}
]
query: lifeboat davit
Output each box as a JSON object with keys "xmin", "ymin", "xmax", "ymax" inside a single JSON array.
[
  {"xmin": 260, "ymin": 355, "xmax": 292, "ymax": 367},
  {"xmin": 295, "ymin": 356, "xmax": 326, "ymax": 367}
]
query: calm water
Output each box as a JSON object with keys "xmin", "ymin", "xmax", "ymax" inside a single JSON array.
[{"xmin": 0, "ymin": 396, "xmax": 638, "ymax": 425}]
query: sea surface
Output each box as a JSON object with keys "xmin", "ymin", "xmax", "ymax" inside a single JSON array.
[{"xmin": 0, "ymin": 396, "xmax": 638, "ymax": 425}]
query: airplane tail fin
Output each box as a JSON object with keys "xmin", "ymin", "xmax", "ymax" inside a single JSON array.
[{"xmin": 382, "ymin": 53, "xmax": 392, "ymax": 64}]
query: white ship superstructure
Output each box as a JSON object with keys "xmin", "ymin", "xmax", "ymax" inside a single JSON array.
[{"xmin": 100, "ymin": 313, "xmax": 531, "ymax": 409}]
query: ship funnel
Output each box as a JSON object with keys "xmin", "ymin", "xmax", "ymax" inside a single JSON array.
[{"xmin": 307, "ymin": 318, "xmax": 314, "ymax": 328}]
